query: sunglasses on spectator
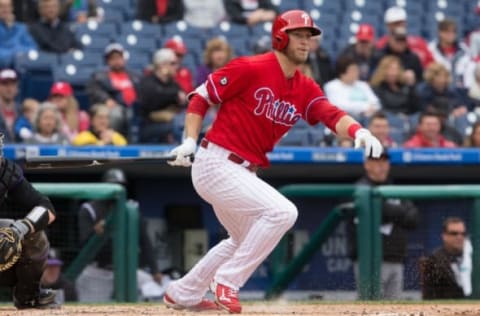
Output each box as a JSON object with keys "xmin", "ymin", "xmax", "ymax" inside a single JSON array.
[{"xmin": 445, "ymin": 231, "xmax": 467, "ymax": 237}]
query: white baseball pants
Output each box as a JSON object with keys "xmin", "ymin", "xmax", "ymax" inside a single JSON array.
[{"xmin": 166, "ymin": 141, "xmax": 298, "ymax": 305}]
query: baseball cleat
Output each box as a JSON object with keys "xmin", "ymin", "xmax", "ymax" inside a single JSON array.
[
  {"xmin": 163, "ymin": 293, "xmax": 220, "ymax": 312},
  {"xmin": 14, "ymin": 288, "xmax": 60, "ymax": 309},
  {"xmin": 211, "ymin": 281, "xmax": 242, "ymax": 314}
]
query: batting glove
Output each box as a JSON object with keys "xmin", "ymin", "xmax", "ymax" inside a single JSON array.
[
  {"xmin": 354, "ymin": 128, "xmax": 383, "ymax": 158},
  {"xmin": 168, "ymin": 137, "xmax": 197, "ymax": 167}
]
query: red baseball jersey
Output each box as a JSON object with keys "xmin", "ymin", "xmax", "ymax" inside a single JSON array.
[{"xmin": 202, "ymin": 52, "xmax": 347, "ymax": 167}]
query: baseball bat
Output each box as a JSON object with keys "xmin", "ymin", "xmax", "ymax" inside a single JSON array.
[{"xmin": 23, "ymin": 154, "xmax": 191, "ymax": 169}]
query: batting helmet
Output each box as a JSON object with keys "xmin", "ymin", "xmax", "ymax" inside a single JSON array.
[{"xmin": 271, "ymin": 10, "xmax": 322, "ymax": 51}]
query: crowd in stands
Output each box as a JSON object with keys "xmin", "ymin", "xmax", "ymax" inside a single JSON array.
[{"xmin": 1, "ymin": 0, "xmax": 480, "ymax": 148}]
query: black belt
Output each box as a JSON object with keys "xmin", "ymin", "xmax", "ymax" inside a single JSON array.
[{"xmin": 200, "ymin": 139, "xmax": 258, "ymax": 172}]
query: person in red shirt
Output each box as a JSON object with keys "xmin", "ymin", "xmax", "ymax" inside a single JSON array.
[
  {"xmin": 0, "ymin": 69, "xmax": 20, "ymax": 142},
  {"xmin": 164, "ymin": 37, "xmax": 194, "ymax": 93},
  {"xmin": 86, "ymin": 43, "xmax": 141, "ymax": 136},
  {"xmin": 403, "ymin": 111, "xmax": 457, "ymax": 148},
  {"xmin": 376, "ymin": 6, "xmax": 434, "ymax": 69},
  {"xmin": 165, "ymin": 10, "xmax": 383, "ymax": 313}
]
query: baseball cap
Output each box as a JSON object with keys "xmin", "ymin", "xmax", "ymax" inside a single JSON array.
[
  {"xmin": 0, "ymin": 69, "xmax": 18, "ymax": 82},
  {"xmin": 153, "ymin": 48, "xmax": 176, "ymax": 65},
  {"xmin": 391, "ymin": 26, "xmax": 408, "ymax": 40},
  {"xmin": 164, "ymin": 38, "xmax": 187, "ymax": 56},
  {"xmin": 384, "ymin": 6, "xmax": 407, "ymax": 24},
  {"xmin": 104, "ymin": 43, "xmax": 125, "ymax": 57},
  {"xmin": 356, "ymin": 24, "xmax": 374, "ymax": 42},
  {"xmin": 50, "ymin": 81, "xmax": 73, "ymax": 97}
]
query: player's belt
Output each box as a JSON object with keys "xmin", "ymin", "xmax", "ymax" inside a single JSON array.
[{"xmin": 200, "ymin": 138, "xmax": 258, "ymax": 172}]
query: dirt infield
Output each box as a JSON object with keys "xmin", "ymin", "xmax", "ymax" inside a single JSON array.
[{"xmin": 1, "ymin": 301, "xmax": 480, "ymax": 316}]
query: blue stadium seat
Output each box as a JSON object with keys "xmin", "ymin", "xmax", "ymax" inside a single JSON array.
[
  {"xmin": 59, "ymin": 50, "xmax": 102, "ymax": 68},
  {"xmin": 250, "ymin": 22, "xmax": 273, "ymax": 37},
  {"xmin": 73, "ymin": 21, "xmax": 117, "ymax": 39},
  {"xmin": 79, "ymin": 34, "xmax": 112, "ymax": 54},
  {"xmin": 120, "ymin": 20, "xmax": 161, "ymax": 38},
  {"xmin": 228, "ymin": 38, "xmax": 249, "ymax": 56},
  {"xmin": 278, "ymin": 129, "xmax": 311, "ymax": 146},
  {"xmin": 303, "ymin": 0, "xmax": 342, "ymax": 15},
  {"xmin": 14, "ymin": 50, "xmax": 58, "ymax": 73},
  {"xmin": 308, "ymin": 10, "xmax": 340, "ymax": 33},
  {"xmin": 118, "ymin": 34, "xmax": 157, "ymax": 54},
  {"xmin": 182, "ymin": 54, "xmax": 198, "ymax": 78},
  {"xmin": 271, "ymin": 0, "xmax": 302, "ymax": 12},
  {"xmin": 162, "ymin": 21, "xmax": 209, "ymax": 40},
  {"xmin": 210, "ymin": 22, "xmax": 250, "ymax": 38},
  {"xmin": 97, "ymin": 6, "xmax": 125, "ymax": 24},
  {"xmin": 124, "ymin": 51, "xmax": 150, "ymax": 73},
  {"xmin": 53, "ymin": 64, "xmax": 95, "ymax": 87}
]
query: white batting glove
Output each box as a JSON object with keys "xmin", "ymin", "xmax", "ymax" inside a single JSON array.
[
  {"xmin": 354, "ymin": 128, "xmax": 383, "ymax": 158},
  {"xmin": 167, "ymin": 137, "xmax": 197, "ymax": 167}
]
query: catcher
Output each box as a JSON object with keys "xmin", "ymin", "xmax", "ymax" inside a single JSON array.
[{"xmin": 0, "ymin": 144, "xmax": 57, "ymax": 309}]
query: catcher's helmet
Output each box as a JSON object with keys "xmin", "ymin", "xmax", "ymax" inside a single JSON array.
[{"xmin": 271, "ymin": 10, "xmax": 322, "ymax": 51}]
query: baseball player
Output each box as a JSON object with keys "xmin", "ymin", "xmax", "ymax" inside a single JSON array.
[
  {"xmin": 0, "ymin": 134, "xmax": 58, "ymax": 309},
  {"xmin": 166, "ymin": 10, "xmax": 383, "ymax": 313}
]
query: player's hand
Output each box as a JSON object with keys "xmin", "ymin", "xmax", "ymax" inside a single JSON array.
[
  {"xmin": 354, "ymin": 128, "xmax": 383, "ymax": 158},
  {"xmin": 168, "ymin": 137, "xmax": 196, "ymax": 167}
]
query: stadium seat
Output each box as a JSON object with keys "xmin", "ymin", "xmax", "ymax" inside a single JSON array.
[
  {"xmin": 162, "ymin": 21, "xmax": 208, "ymax": 40},
  {"xmin": 59, "ymin": 50, "xmax": 102, "ymax": 68},
  {"xmin": 14, "ymin": 50, "xmax": 58, "ymax": 73},
  {"xmin": 303, "ymin": 0, "xmax": 342, "ymax": 15},
  {"xmin": 73, "ymin": 21, "xmax": 118, "ymax": 39},
  {"xmin": 250, "ymin": 22, "xmax": 273, "ymax": 37},
  {"xmin": 271, "ymin": 0, "xmax": 302, "ymax": 12},
  {"xmin": 79, "ymin": 34, "xmax": 112, "ymax": 54},
  {"xmin": 308, "ymin": 10, "xmax": 340, "ymax": 33},
  {"xmin": 53, "ymin": 64, "xmax": 95, "ymax": 87},
  {"xmin": 118, "ymin": 34, "xmax": 157, "ymax": 55},
  {"xmin": 120, "ymin": 20, "xmax": 161, "ymax": 38},
  {"xmin": 228, "ymin": 38, "xmax": 249, "ymax": 56},
  {"xmin": 124, "ymin": 51, "xmax": 150, "ymax": 73},
  {"xmin": 97, "ymin": 6, "xmax": 125, "ymax": 24},
  {"xmin": 278, "ymin": 128, "xmax": 311, "ymax": 146},
  {"xmin": 210, "ymin": 22, "xmax": 250, "ymax": 38}
]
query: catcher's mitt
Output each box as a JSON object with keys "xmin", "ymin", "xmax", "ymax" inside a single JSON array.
[{"xmin": 0, "ymin": 227, "xmax": 22, "ymax": 272}]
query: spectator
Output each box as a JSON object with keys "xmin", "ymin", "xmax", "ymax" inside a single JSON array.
[
  {"xmin": 28, "ymin": 0, "xmax": 81, "ymax": 53},
  {"xmin": 467, "ymin": 63, "xmax": 480, "ymax": 110},
  {"xmin": 417, "ymin": 63, "xmax": 469, "ymax": 117},
  {"xmin": 14, "ymin": 98, "xmax": 38, "ymax": 142},
  {"xmin": 428, "ymin": 19, "xmax": 471, "ymax": 89},
  {"xmin": 0, "ymin": 68, "xmax": 20, "ymax": 142},
  {"xmin": 26, "ymin": 102, "xmax": 69, "ymax": 144},
  {"xmin": 136, "ymin": 0, "xmax": 184, "ymax": 24},
  {"xmin": 347, "ymin": 148, "xmax": 419, "ymax": 299},
  {"xmin": 376, "ymin": 6, "xmax": 434, "ymax": 68},
  {"xmin": 196, "ymin": 37, "xmax": 233, "ymax": 85},
  {"xmin": 183, "ymin": 0, "xmax": 226, "ymax": 28},
  {"xmin": 164, "ymin": 37, "xmax": 194, "ymax": 93},
  {"xmin": 0, "ymin": 0, "xmax": 37, "ymax": 68},
  {"xmin": 61, "ymin": 0, "xmax": 98, "ymax": 23},
  {"xmin": 86, "ymin": 43, "xmax": 140, "ymax": 134},
  {"xmin": 76, "ymin": 169, "xmax": 167, "ymax": 302},
  {"xmin": 307, "ymin": 36, "xmax": 334, "ymax": 87},
  {"xmin": 367, "ymin": 111, "xmax": 398, "ymax": 147},
  {"xmin": 40, "ymin": 248, "xmax": 78, "ymax": 303},
  {"xmin": 223, "ymin": 0, "xmax": 276, "ymax": 25},
  {"xmin": 48, "ymin": 81, "xmax": 89, "ymax": 142},
  {"xmin": 422, "ymin": 217, "xmax": 472, "ymax": 299},
  {"xmin": 138, "ymin": 48, "xmax": 186, "ymax": 144},
  {"xmin": 370, "ymin": 56, "xmax": 421, "ymax": 115},
  {"xmin": 324, "ymin": 56, "xmax": 380, "ymax": 120},
  {"xmin": 338, "ymin": 23, "xmax": 376, "ymax": 81},
  {"xmin": 465, "ymin": 121, "xmax": 480, "ymax": 147},
  {"xmin": 403, "ymin": 111, "xmax": 457, "ymax": 148},
  {"xmin": 372, "ymin": 26, "xmax": 423, "ymax": 85},
  {"xmin": 72, "ymin": 104, "xmax": 127, "ymax": 146}
]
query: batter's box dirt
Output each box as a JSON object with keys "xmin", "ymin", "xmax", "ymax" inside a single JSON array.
[{"xmin": 0, "ymin": 301, "xmax": 479, "ymax": 315}]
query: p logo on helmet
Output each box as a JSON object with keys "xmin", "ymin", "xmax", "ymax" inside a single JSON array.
[{"xmin": 271, "ymin": 10, "xmax": 322, "ymax": 51}]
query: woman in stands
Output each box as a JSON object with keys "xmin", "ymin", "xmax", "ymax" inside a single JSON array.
[
  {"xmin": 26, "ymin": 102, "xmax": 69, "ymax": 145},
  {"xmin": 195, "ymin": 37, "xmax": 233, "ymax": 85},
  {"xmin": 48, "ymin": 82, "xmax": 89, "ymax": 142}
]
